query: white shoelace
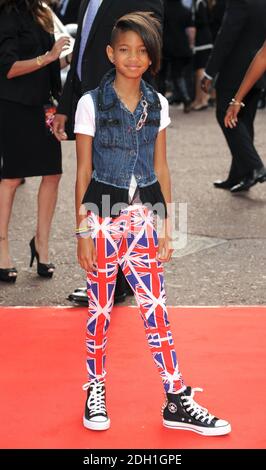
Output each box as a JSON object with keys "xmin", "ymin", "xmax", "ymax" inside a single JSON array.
[
  {"xmin": 181, "ymin": 388, "xmax": 214, "ymax": 424},
  {"xmin": 83, "ymin": 381, "xmax": 107, "ymax": 417}
]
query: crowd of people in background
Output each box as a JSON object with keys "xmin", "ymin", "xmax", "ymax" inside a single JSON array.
[{"xmin": 160, "ymin": 0, "xmax": 265, "ymax": 113}]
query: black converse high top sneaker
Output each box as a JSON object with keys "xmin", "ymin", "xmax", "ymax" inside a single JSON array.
[
  {"xmin": 83, "ymin": 381, "xmax": 110, "ymax": 431},
  {"xmin": 162, "ymin": 386, "xmax": 231, "ymax": 436}
]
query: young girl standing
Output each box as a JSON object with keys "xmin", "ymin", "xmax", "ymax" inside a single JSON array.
[{"xmin": 75, "ymin": 12, "xmax": 231, "ymax": 436}]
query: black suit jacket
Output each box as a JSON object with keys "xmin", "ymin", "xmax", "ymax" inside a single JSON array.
[
  {"xmin": 55, "ymin": 0, "xmax": 80, "ymax": 25},
  {"xmin": 205, "ymin": 0, "xmax": 266, "ymax": 93},
  {"xmin": 163, "ymin": 0, "xmax": 194, "ymax": 59},
  {"xmin": 57, "ymin": 0, "xmax": 163, "ymax": 122}
]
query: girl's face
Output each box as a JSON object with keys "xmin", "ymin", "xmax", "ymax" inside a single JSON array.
[{"xmin": 106, "ymin": 30, "xmax": 152, "ymax": 80}]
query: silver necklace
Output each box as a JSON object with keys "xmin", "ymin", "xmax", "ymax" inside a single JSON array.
[
  {"xmin": 136, "ymin": 97, "xmax": 148, "ymax": 131},
  {"xmin": 113, "ymin": 83, "xmax": 148, "ymax": 131}
]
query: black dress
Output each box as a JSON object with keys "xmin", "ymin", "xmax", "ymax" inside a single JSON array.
[{"xmin": 0, "ymin": 4, "xmax": 62, "ymax": 178}]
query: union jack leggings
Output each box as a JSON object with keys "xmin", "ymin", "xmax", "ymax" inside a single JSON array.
[{"xmin": 86, "ymin": 205, "xmax": 185, "ymax": 393}]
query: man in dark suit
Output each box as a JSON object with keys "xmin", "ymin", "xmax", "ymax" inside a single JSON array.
[
  {"xmin": 54, "ymin": 0, "xmax": 80, "ymax": 25},
  {"xmin": 201, "ymin": 0, "xmax": 266, "ymax": 193},
  {"xmin": 53, "ymin": 0, "xmax": 164, "ymax": 303}
]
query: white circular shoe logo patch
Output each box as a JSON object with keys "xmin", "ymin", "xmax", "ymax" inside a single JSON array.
[{"xmin": 168, "ymin": 402, "xmax": 177, "ymax": 413}]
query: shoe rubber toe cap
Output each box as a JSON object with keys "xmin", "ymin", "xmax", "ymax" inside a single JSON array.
[
  {"xmin": 90, "ymin": 416, "xmax": 109, "ymax": 423},
  {"xmin": 215, "ymin": 419, "xmax": 229, "ymax": 427}
]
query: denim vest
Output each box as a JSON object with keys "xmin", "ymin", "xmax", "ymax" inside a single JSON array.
[{"xmin": 87, "ymin": 69, "xmax": 161, "ymax": 189}]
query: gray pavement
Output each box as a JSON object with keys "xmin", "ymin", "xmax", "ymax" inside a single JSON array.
[{"xmin": 1, "ymin": 105, "xmax": 266, "ymax": 306}]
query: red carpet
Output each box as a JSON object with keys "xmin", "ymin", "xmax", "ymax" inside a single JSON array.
[{"xmin": 0, "ymin": 306, "xmax": 265, "ymax": 449}]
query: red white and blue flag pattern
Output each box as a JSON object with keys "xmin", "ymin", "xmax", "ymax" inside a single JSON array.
[{"xmin": 86, "ymin": 206, "xmax": 184, "ymax": 393}]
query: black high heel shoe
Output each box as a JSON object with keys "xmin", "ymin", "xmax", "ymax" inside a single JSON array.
[
  {"xmin": 0, "ymin": 267, "xmax": 17, "ymax": 283},
  {"xmin": 29, "ymin": 237, "xmax": 55, "ymax": 278}
]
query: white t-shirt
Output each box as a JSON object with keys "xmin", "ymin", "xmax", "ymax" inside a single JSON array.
[{"xmin": 74, "ymin": 92, "xmax": 171, "ymax": 200}]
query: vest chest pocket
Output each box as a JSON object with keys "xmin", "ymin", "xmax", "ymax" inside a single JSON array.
[
  {"xmin": 98, "ymin": 118, "xmax": 123, "ymax": 148},
  {"xmin": 142, "ymin": 119, "xmax": 160, "ymax": 143}
]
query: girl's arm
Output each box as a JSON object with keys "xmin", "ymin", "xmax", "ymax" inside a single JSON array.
[
  {"xmin": 75, "ymin": 133, "xmax": 97, "ymax": 272},
  {"xmin": 154, "ymin": 129, "xmax": 174, "ymax": 263},
  {"xmin": 224, "ymin": 41, "xmax": 266, "ymax": 128}
]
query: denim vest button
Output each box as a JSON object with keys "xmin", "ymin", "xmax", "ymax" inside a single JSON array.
[{"xmin": 130, "ymin": 150, "xmax": 136, "ymax": 156}]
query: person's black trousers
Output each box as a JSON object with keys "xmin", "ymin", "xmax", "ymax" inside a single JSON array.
[{"xmin": 216, "ymin": 88, "xmax": 264, "ymax": 184}]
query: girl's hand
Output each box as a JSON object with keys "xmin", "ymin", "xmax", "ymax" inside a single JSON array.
[
  {"xmin": 77, "ymin": 237, "xmax": 97, "ymax": 272},
  {"xmin": 157, "ymin": 235, "xmax": 174, "ymax": 263},
  {"xmin": 47, "ymin": 36, "xmax": 71, "ymax": 62},
  {"xmin": 224, "ymin": 103, "xmax": 241, "ymax": 128}
]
